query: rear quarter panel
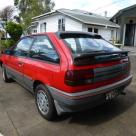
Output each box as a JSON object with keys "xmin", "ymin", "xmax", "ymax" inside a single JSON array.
[{"xmin": 47, "ymin": 34, "xmax": 69, "ymax": 89}]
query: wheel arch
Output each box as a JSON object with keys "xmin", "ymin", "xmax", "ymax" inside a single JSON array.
[
  {"xmin": 33, "ymin": 80, "xmax": 45, "ymax": 93},
  {"xmin": 0, "ymin": 60, "xmax": 3, "ymax": 67}
]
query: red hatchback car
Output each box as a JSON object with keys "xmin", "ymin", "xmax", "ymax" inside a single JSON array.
[{"xmin": 1, "ymin": 32, "xmax": 132, "ymax": 120}]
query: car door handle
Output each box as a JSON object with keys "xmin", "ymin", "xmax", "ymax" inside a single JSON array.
[{"xmin": 18, "ymin": 62, "xmax": 24, "ymax": 67}]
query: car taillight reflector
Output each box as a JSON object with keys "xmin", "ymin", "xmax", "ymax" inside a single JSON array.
[{"xmin": 65, "ymin": 69, "xmax": 94, "ymax": 86}]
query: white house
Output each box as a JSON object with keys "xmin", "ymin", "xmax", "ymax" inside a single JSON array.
[{"xmin": 30, "ymin": 9, "xmax": 120, "ymax": 42}]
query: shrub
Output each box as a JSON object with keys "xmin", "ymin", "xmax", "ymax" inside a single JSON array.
[
  {"xmin": 6, "ymin": 21, "xmax": 23, "ymax": 41},
  {"xmin": 0, "ymin": 39, "xmax": 16, "ymax": 51}
]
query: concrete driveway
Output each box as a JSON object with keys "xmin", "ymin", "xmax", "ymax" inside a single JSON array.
[
  {"xmin": 0, "ymin": 56, "xmax": 136, "ymax": 136},
  {"xmin": 122, "ymin": 46, "xmax": 136, "ymax": 56}
]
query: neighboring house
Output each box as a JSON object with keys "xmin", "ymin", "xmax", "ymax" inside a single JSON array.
[
  {"xmin": 30, "ymin": 9, "xmax": 119, "ymax": 42},
  {"xmin": 111, "ymin": 4, "xmax": 136, "ymax": 46}
]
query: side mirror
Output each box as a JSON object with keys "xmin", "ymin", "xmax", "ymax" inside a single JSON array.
[
  {"xmin": 4, "ymin": 49, "xmax": 13, "ymax": 55},
  {"xmin": 1, "ymin": 50, "xmax": 4, "ymax": 54}
]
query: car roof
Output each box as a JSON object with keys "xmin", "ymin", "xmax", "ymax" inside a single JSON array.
[
  {"xmin": 56, "ymin": 31, "xmax": 102, "ymax": 39},
  {"xmin": 22, "ymin": 31, "xmax": 102, "ymax": 39}
]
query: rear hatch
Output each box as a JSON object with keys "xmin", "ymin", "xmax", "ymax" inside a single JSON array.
[{"xmin": 57, "ymin": 32, "xmax": 130, "ymax": 87}]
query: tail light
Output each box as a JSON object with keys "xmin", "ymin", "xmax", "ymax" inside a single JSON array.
[
  {"xmin": 65, "ymin": 69, "xmax": 94, "ymax": 86},
  {"xmin": 121, "ymin": 57, "xmax": 130, "ymax": 74}
]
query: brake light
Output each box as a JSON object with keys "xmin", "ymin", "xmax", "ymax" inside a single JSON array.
[
  {"xmin": 65, "ymin": 69, "xmax": 94, "ymax": 86},
  {"xmin": 121, "ymin": 57, "xmax": 130, "ymax": 72}
]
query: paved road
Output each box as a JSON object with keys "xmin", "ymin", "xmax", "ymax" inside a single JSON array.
[
  {"xmin": 122, "ymin": 46, "xmax": 136, "ymax": 56},
  {"xmin": 0, "ymin": 56, "xmax": 136, "ymax": 136}
]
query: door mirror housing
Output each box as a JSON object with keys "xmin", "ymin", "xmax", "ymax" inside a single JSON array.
[{"xmin": 4, "ymin": 49, "xmax": 13, "ymax": 55}]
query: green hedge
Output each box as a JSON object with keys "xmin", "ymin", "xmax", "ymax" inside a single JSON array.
[
  {"xmin": 0, "ymin": 22, "xmax": 23, "ymax": 52},
  {"xmin": 0, "ymin": 39, "xmax": 17, "ymax": 51},
  {"xmin": 6, "ymin": 22, "xmax": 23, "ymax": 41}
]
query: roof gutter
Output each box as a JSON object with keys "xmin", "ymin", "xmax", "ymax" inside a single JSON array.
[
  {"xmin": 84, "ymin": 22, "xmax": 120, "ymax": 28},
  {"xmin": 32, "ymin": 10, "xmax": 57, "ymax": 20}
]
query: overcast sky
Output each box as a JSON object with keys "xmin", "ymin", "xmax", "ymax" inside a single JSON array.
[{"xmin": 0, "ymin": 0, "xmax": 136, "ymax": 17}]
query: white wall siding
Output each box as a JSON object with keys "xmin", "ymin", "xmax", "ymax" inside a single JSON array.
[
  {"xmin": 38, "ymin": 14, "xmax": 64, "ymax": 32},
  {"xmin": 37, "ymin": 15, "xmax": 83, "ymax": 32},
  {"xmin": 99, "ymin": 28, "xmax": 112, "ymax": 41},
  {"xmin": 99, "ymin": 28, "xmax": 117, "ymax": 42},
  {"xmin": 82, "ymin": 24, "xmax": 117, "ymax": 42},
  {"xmin": 65, "ymin": 18, "xmax": 82, "ymax": 31},
  {"xmin": 37, "ymin": 23, "xmax": 41, "ymax": 33}
]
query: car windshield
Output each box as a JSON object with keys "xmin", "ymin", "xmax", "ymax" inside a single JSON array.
[{"xmin": 61, "ymin": 35, "xmax": 121, "ymax": 54}]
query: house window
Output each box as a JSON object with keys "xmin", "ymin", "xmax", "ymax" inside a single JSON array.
[
  {"xmin": 88, "ymin": 28, "xmax": 92, "ymax": 32},
  {"xmin": 58, "ymin": 18, "xmax": 65, "ymax": 31},
  {"xmin": 88, "ymin": 27, "xmax": 99, "ymax": 34},
  {"xmin": 58, "ymin": 19, "xmax": 61, "ymax": 31},
  {"xmin": 33, "ymin": 30, "xmax": 37, "ymax": 33},
  {"xmin": 40, "ymin": 22, "xmax": 46, "ymax": 32},
  {"xmin": 43, "ymin": 22, "xmax": 46, "ymax": 32},
  {"xmin": 94, "ymin": 28, "xmax": 98, "ymax": 34}
]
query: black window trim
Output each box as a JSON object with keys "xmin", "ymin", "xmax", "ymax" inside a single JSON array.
[
  {"xmin": 58, "ymin": 18, "xmax": 65, "ymax": 31},
  {"xmin": 12, "ymin": 36, "xmax": 35, "ymax": 58},
  {"xmin": 88, "ymin": 27, "xmax": 93, "ymax": 32},
  {"xmin": 94, "ymin": 28, "xmax": 98, "ymax": 34},
  {"xmin": 28, "ymin": 34, "xmax": 61, "ymax": 65},
  {"xmin": 56, "ymin": 32, "xmax": 121, "ymax": 61},
  {"xmin": 55, "ymin": 32, "xmax": 103, "ymax": 62},
  {"xmin": 9, "ymin": 34, "xmax": 61, "ymax": 66}
]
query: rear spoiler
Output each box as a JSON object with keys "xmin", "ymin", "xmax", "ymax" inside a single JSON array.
[
  {"xmin": 74, "ymin": 51, "xmax": 129, "ymax": 59},
  {"xmin": 73, "ymin": 51, "xmax": 129, "ymax": 66},
  {"xmin": 56, "ymin": 31, "xmax": 102, "ymax": 39}
]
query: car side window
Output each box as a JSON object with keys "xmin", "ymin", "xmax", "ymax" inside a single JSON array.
[
  {"xmin": 14, "ymin": 37, "xmax": 34, "ymax": 57},
  {"xmin": 30, "ymin": 35, "xmax": 60, "ymax": 64}
]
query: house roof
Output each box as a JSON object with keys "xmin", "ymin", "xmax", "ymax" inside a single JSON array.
[
  {"xmin": 111, "ymin": 4, "xmax": 136, "ymax": 19},
  {"xmin": 32, "ymin": 9, "xmax": 119, "ymax": 28}
]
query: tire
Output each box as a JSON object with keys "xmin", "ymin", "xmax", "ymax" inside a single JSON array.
[
  {"xmin": 2, "ymin": 67, "xmax": 12, "ymax": 83},
  {"xmin": 35, "ymin": 84, "xmax": 57, "ymax": 121}
]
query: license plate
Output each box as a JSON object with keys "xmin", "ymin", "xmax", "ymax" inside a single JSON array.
[{"xmin": 106, "ymin": 90, "xmax": 119, "ymax": 100}]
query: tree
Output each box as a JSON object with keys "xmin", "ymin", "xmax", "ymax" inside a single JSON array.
[
  {"xmin": 0, "ymin": 6, "xmax": 15, "ymax": 38},
  {"xmin": 0, "ymin": 6, "xmax": 14, "ymax": 22},
  {"xmin": 14, "ymin": 0, "xmax": 55, "ymax": 28},
  {"xmin": 6, "ymin": 21, "xmax": 23, "ymax": 41}
]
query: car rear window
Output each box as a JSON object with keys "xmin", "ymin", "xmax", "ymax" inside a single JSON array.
[{"xmin": 60, "ymin": 34, "xmax": 120, "ymax": 54}]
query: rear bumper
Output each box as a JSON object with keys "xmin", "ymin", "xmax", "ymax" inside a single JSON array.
[{"xmin": 48, "ymin": 75, "xmax": 133, "ymax": 113}]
